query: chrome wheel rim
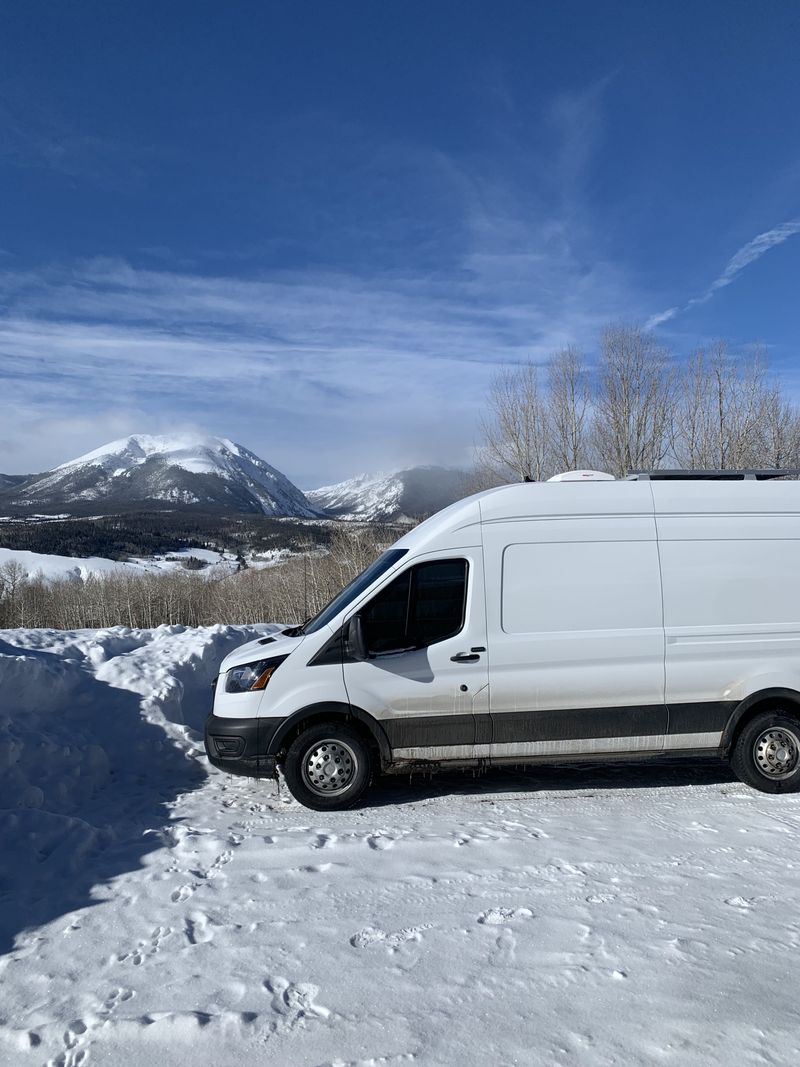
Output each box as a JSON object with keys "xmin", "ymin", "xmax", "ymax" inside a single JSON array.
[
  {"xmin": 301, "ymin": 739, "xmax": 358, "ymax": 796},
  {"xmin": 753, "ymin": 727, "xmax": 800, "ymax": 780}
]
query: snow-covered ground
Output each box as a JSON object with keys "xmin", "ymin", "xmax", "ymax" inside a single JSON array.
[
  {"xmin": 0, "ymin": 546, "xmax": 290, "ymax": 581},
  {"xmin": 2, "ymin": 626, "xmax": 800, "ymax": 1066}
]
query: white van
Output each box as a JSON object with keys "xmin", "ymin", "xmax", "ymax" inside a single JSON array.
[{"xmin": 205, "ymin": 471, "xmax": 800, "ymax": 809}]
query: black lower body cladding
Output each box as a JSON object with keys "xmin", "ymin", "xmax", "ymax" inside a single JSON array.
[{"xmin": 204, "ymin": 713, "xmax": 280, "ymax": 778}]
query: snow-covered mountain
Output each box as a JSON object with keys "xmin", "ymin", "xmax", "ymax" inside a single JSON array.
[
  {"xmin": 307, "ymin": 465, "xmax": 466, "ymax": 523},
  {"xmin": 2, "ymin": 434, "xmax": 322, "ymax": 517}
]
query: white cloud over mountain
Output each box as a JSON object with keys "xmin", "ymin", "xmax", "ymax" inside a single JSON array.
[{"xmin": 0, "ymin": 217, "xmax": 640, "ymax": 484}]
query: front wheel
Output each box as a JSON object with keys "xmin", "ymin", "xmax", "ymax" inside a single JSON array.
[
  {"xmin": 283, "ymin": 722, "xmax": 372, "ymax": 810},
  {"xmin": 731, "ymin": 710, "xmax": 800, "ymax": 794}
]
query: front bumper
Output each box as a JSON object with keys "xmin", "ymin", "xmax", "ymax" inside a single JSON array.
[{"xmin": 204, "ymin": 713, "xmax": 280, "ymax": 778}]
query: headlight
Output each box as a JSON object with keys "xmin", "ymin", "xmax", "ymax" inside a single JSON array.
[{"xmin": 225, "ymin": 655, "xmax": 287, "ymax": 694}]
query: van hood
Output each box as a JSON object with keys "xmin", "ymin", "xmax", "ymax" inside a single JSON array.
[{"xmin": 219, "ymin": 630, "xmax": 306, "ymax": 672}]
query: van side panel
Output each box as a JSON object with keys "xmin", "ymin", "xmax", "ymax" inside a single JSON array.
[
  {"xmin": 657, "ymin": 517, "xmax": 800, "ymax": 732},
  {"xmin": 483, "ymin": 512, "xmax": 668, "ymax": 756}
]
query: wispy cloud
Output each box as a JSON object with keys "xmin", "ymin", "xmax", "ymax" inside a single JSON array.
[
  {"xmin": 643, "ymin": 306, "xmax": 680, "ymax": 330},
  {"xmin": 0, "ymin": 238, "xmax": 638, "ymax": 484},
  {"xmin": 0, "ymin": 80, "xmax": 645, "ymax": 486},
  {"xmin": 645, "ymin": 219, "xmax": 800, "ymax": 330},
  {"xmin": 546, "ymin": 75, "xmax": 614, "ymax": 203},
  {"xmin": 696, "ymin": 220, "xmax": 800, "ymax": 301}
]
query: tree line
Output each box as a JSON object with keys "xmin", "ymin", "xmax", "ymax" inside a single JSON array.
[
  {"xmin": 0, "ymin": 526, "xmax": 390, "ymax": 630},
  {"xmin": 477, "ymin": 325, "xmax": 800, "ymax": 484},
  {"xmin": 0, "ymin": 511, "xmax": 330, "ymax": 560}
]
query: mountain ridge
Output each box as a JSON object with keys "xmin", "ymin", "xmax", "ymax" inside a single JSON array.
[
  {"xmin": 0, "ymin": 436, "xmax": 468, "ymax": 523},
  {"xmin": 306, "ymin": 465, "xmax": 466, "ymax": 523},
  {"xmin": 0, "ymin": 434, "xmax": 321, "ymax": 518}
]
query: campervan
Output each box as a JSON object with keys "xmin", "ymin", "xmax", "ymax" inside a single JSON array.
[{"xmin": 205, "ymin": 471, "xmax": 800, "ymax": 809}]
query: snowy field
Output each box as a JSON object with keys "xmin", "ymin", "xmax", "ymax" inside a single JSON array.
[
  {"xmin": 2, "ymin": 626, "xmax": 800, "ymax": 1066},
  {"xmin": 0, "ymin": 546, "xmax": 238, "ymax": 580},
  {"xmin": 0, "ymin": 545, "xmax": 290, "ymax": 581}
]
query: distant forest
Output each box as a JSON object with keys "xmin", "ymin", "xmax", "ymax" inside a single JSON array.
[{"xmin": 0, "ymin": 511, "xmax": 333, "ymax": 560}]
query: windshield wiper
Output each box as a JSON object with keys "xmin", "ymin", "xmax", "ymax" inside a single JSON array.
[{"xmin": 281, "ymin": 617, "xmax": 312, "ymax": 637}]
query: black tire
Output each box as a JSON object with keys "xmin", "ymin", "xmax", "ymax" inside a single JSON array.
[
  {"xmin": 731, "ymin": 710, "xmax": 800, "ymax": 794},
  {"xmin": 282, "ymin": 721, "xmax": 372, "ymax": 810}
]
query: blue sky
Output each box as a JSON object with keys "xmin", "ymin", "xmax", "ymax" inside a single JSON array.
[{"xmin": 1, "ymin": 0, "xmax": 799, "ymax": 486}]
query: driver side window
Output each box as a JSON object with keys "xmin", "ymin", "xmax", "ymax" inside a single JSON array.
[{"xmin": 361, "ymin": 559, "xmax": 468, "ymax": 654}]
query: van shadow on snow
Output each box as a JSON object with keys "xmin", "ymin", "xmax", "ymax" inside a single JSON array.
[
  {"xmin": 0, "ymin": 640, "xmax": 207, "ymax": 958},
  {"xmin": 365, "ymin": 756, "xmax": 737, "ymax": 807}
]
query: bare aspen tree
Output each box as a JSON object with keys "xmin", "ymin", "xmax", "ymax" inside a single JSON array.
[
  {"xmin": 671, "ymin": 349, "xmax": 711, "ymax": 469},
  {"xmin": 671, "ymin": 343, "xmax": 780, "ymax": 469},
  {"xmin": 479, "ymin": 362, "xmax": 551, "ymax": 483},
  {"xmin": 592, "ymin": 324, "xmax": 674, "ymax": 477},
  {"xmin": 0, "ymin": 560, "xmax": 27, "ymax": 627},
  {"xmin": 757, "ymin": 381, "xmax": 800, "ymax": 469},
  {"xmin": 547, "ymin": 346, "xmax": 593, "ymax": 472},
  {"xmin": 708, "ymin": 344, "xmax": 767, "ymax": 468}
]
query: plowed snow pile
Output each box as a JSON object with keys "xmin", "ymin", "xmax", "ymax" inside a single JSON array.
[{"xmin": 2, "ymin": 626, "xmax": 800, "ymax": 1066}]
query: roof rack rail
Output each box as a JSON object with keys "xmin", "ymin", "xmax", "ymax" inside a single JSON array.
[{"xmin": 627, "ymin": 469, "xmax": 800, "ymax": 481}]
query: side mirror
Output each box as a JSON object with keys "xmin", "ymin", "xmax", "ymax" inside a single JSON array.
[{"xmin": 344, "ymin": 615, "xmax": 367, "ymax": 661}]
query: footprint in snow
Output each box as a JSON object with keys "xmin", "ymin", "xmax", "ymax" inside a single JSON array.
[
  {"xmin": 477, "ymin": 907, "xmax": 534, "ymax": 925},
  {"xmin": 311, "ymin": 832, "xmax": 338, "ymax": 849},
  {"xmin": 117, "ymin": 925, "xmax": 172, "ymax": 964},
  {"xmin": 725, "ymin": 895, "xmax": 764, "ymax": 910},
  {"xmin": 585, "ymin": 892, "xmax": 616, "ymax": 905},
  {"xmin": 185, "ymin": 911, "xmax": 214, "ymax": 945},
  {"xmin": 491, "ymin": 926, "xmax": 516, "ymax": 966},
  {"xmin": 48, "ymin": 1047, "xmax": 88, "ymax": 1067},
  {"xmin": 367, "ymin": 833, "xmax": 396, "ymax": 850},
  {"xmin": 63, "ymin": 1019, "xmax": 89, "ymax": 1050},
  {"xmin": 350, "ymin": 924, "xmax": 432, "ymax": 950},
  {"xmin": 102, "ymin": 987, "xmax": 134, "ymax": 1013},
  {"xmin": 205, "ymin": 850, "xmax": 233, "ymax": 876},
  {"xmin": 171, "ymin": 884, "xmax": 195, "ymax": 904},
  {"xmin": 263, "ymin": 976, "xmax": 331, "ymax": 1032},
  {"xmin": 46, "ymin": 988, "xmax": 135, "ymax": 1067}
]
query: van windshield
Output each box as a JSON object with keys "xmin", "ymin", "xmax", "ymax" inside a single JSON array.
[{"xmin": 301, "ymin": 549, "xmax": 409, "ymax": 635}]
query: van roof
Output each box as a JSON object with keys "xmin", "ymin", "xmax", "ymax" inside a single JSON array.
[{"xmin": 394, "ymin": 477, "xmax": 800, "ymax": 554}]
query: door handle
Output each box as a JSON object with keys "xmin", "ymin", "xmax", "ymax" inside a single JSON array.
[{"xmin": 451, "ymin": 652, "xmax": 480, "ymax": 662}]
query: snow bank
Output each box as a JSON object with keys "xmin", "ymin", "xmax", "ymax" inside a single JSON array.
[
  {"xmin": 0, "ymin": 624, "xmax": 275, "ymax": 815},
  {"xmin": 0, "ymin": 623, "xmax": 275, "ymax": 951}
]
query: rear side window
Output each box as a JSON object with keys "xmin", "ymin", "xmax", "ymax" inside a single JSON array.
[{"xmin": 361, "ymin": 559, "xmax": 468, "ymax": 654}]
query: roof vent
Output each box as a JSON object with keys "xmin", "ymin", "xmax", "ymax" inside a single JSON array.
[{"xmin": 547, "ymin": 470, "xmax": 615, "ymax": 482}]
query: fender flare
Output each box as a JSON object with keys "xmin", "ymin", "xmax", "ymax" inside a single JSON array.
[
  {"xmin": 265, "ymin": 702, "xmax": 392, "ymax": 766},
  {"xmin": 721, "ymin": 687, "xmax": 800, "ymax": 752}
]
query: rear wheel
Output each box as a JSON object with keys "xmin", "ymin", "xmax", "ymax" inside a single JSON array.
[
  {"xmin": 731, "ymin": 710, "xmax": 800, "ymax": 793},
  {"xmin": 283, "ymin": 721, "xmax": 372, "ymax": 810}
]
